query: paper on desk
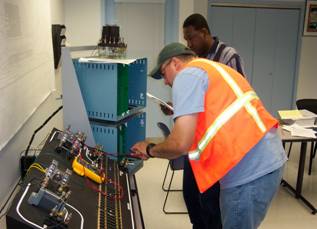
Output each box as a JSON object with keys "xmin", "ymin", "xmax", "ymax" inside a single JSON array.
[
  {"xmin": 146, "ymin": 92, "xmax": 174, "ymax": 111},
  {"xmin": 278, "ymin": 109, "xmax": 302, "ymax": 120},
  {"xmin": 78, "ymin": 57, "xmax": 136, "ymax": 65},
  {"xmin": 282, "ymin": 123, "xmax": 316, "ymax": 138}
]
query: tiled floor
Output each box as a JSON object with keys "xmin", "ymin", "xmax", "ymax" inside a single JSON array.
[{"xmin": 136, "ymin": 142, "xmax": 317, "ymax": 229}]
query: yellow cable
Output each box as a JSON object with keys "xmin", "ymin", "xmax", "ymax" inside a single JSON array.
[
  {"xmin": 30, "ymin": 165, "xmax": 45, "ymax": 173},
  {"xmin": 26, "ymin": 165, "xmax": 45, "ymax": 174},
  {"xmin": 31, "ymin": 163, "xmax": 45, "ymax": 170},
  {"xmin": 30, "ymin": 163, "xmax": 45, "ymax": 171}
]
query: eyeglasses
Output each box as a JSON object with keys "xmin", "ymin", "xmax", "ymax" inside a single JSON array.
[{"xmin": 160, "ymin": 59, "xmax": 172, "ymax": 76}]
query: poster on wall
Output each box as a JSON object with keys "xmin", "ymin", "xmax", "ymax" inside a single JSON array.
[
  {"xmin": 0, "ymin": 0, "xmax": 55, "ymax": 151},
  {"xmin": 304, "ymin": 0, "xmax": 317, "ymax": 36}
]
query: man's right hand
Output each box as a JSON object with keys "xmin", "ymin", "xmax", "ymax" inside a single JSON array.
[{"xmin": 160, "ymin": 102, "xmax": 174, "ymax": 116}]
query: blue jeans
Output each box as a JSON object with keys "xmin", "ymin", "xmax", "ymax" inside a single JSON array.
[{"xmin": 220, "ymin": 166, "xmax": 284, "ymax": 229}]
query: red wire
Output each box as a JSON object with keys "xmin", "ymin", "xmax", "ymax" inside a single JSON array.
[
  {"xmin": 84, "ymin": 177, "xmax": 124, "ymax": 200},
  {"xmin": 76, "ymin": 146, "xmax": 124, "ymax": 200}
]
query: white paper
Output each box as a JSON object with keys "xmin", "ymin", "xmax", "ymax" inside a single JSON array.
[
  {"xmin": 282, "ymin": 123, "xmax": 317, "ymax": 138},
  {"xmin": 78, "ymin": 57, "xmax": 136, "ymax": 65},
  {"xmin": 146, "ymin": 92, "xmax": 174, "ymax": 111},
  {"xmin": 296, "ymin": 109, "xmax": 317, "ymax": 126}
]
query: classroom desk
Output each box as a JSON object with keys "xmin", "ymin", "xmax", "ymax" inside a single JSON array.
[{"xmin": 280, "ymin": 128, "xmax": 317, "ymax": 214}]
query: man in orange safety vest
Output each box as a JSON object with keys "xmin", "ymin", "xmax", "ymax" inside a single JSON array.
[{"xmin": 131, "ymin": 42, "xmax": 287, "ymax": 229}]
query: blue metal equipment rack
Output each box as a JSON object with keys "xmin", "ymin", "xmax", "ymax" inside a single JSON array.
[
  {"xmin": 61, "ymin": 46, "xmax": 147, "ymax": 156},
  {"xmin": 74, "ymin": 58, "xmax": 147, "ymax": 122}
]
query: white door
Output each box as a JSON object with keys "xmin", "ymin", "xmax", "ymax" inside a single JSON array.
[{"xmin": 208, "ymin": 6, "xmax": 300, "ymax": 116}]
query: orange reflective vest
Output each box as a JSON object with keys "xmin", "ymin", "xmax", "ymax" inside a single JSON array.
[{"xmin": 186, "ymin": 59, "xmax": 278, "ymax": 193}]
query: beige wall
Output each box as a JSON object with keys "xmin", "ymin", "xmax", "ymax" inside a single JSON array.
[
  {"xmin": 296, "ymin": 37, "xmax": 317, "ymax": 100},
  {"xmin": 64, "ymin": 0, "xmax": 102, "ymax": 46},
  {"xmin": 194, "ymin": 0, "xmax": 208, "ymax": 18},
  {"xmin": 50, "ymin": 0, "xmax": 65, "ymax": 24},
  {"xmin": 178, "ymin": 0, "xmax": 194, "ymax": 42}
]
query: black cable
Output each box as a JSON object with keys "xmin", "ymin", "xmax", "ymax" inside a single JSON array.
[
  {"xmin": 0, "ymin": 212, "xmax": 6, "ymax": 220},
  {"xmin": 21, "ymin": 105, "xmax": 63, "ymax": 178},
  {"xmin": 24, "ymin": 105, "xmax": 63, "ymax": 158},
  {"xmin": 0, "ymin": 177, "xmax": 22, "ymax": 219}
]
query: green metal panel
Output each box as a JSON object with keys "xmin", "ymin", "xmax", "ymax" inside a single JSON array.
[{"xmin": 117, "ymin": 64, "xmax": 129, "ymax": 116}]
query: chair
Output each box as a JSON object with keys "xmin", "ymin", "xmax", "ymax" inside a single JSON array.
[
  {"xmin": 157, "ymin": 122, "xmax": 187, "ymax": 214},
  {"xmin": 288, "ymin": 99, "xmax": 317, "ymax": 175}
]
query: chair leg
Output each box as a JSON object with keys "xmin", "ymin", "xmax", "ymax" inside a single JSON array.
[
  {"xmin": 162, "ymin": 162, "xmax": 170, "ymax": 192},
  {"xmin": 287, "ymin": 142, "xmax": 293, "ymax": 158},
  {"xmin": 162, "ymin": 163, "xmax": 182, "ymax": 192},
  {"xmin": 308, "ymin": 142, "xmax": 315, "ymax": 175},
  {"xmin": 162, "ymin": 170, "xmax": 188, "ymax": 214}
]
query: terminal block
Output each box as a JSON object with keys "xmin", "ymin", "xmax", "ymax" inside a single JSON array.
[{"xmin": 28, "ymin": 160, "xmax": 73, "ymax": 227}]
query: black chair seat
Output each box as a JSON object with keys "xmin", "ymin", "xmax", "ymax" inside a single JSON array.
[{"xmin": 157, "ymin": 122, "xmax": 187, "ymax": 214}]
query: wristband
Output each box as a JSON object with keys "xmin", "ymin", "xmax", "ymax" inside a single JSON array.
[{"xmin": 146, "ymin": 143, "xmax": 156, "ymax": 158}]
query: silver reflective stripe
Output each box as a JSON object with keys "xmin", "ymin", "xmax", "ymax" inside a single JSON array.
[
  {"xmin": 201, "ymin": 60, "xmax": 266, "ymax": 132},
  {"xmin": 188, "ymin": 60, "xmax": 266, "ymax": 161},
  {"xmin": 188, "ymin": 150, "xmax": 200, "ymax": 160},
  {"xmin": 188, "ymin": 91, "xmax": 259, "ymax": 160}
]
